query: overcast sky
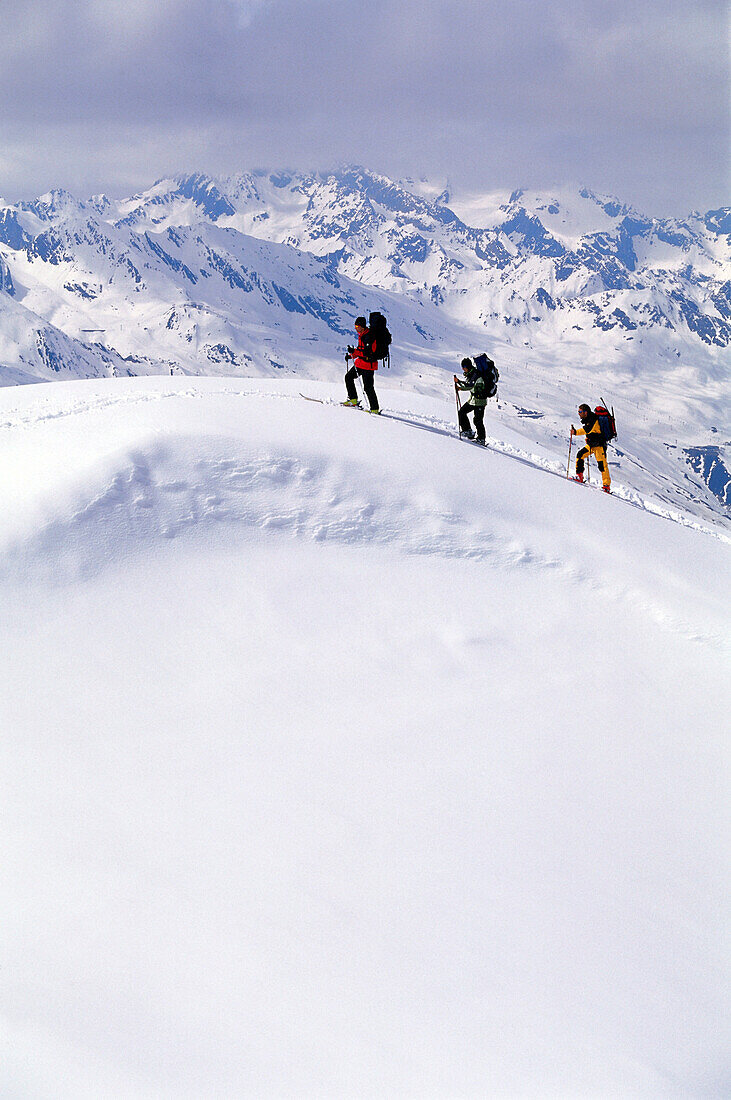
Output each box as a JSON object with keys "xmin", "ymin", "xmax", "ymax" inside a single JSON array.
[{"xmin": 0, "ymin": 0, "xmax": 727, "ymax": 216}]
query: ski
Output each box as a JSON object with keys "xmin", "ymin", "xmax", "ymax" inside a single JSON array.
[
  {"xmin": 568, "ymin": 476, "xmax": 611, "ymax": 494},
  {"xmin": 299, "ymin": 394, "xmax": 384, "ymax": 415},
  {"xmin": 340, "ymin": 401, "xmax": 385, "ymax": 415}
]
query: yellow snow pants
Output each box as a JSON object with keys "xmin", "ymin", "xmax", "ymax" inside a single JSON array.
[{"xmin": 577, "ymin": 445, "xmax": 611, "ymax": 489}]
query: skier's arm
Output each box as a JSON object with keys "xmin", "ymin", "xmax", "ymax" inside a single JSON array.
[{"xmin": 353, "ymin": 332, "xmax": 375, "ymax": 367}]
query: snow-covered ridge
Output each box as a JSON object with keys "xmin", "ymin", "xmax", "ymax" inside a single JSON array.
[
  {"xmin": 1, "ymin": 375, "xmax": 728, "ymax": 1097},
  {"xmin": 1, "ymin": 377, "xmax": 728, "ymax": 572}
]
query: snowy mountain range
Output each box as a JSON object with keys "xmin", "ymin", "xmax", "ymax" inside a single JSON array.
[
  {"xmin": 1, "ymin": 167, "xmax": 728, "ymax": 381},
  {"xmin": 0, "ymin": 167, "xmax": 728, "ymax": 517}
]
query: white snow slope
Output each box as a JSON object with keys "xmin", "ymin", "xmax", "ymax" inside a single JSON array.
[{"xmin": 1, "ymin": 375, "xmax": 729, "ymax": 1099}]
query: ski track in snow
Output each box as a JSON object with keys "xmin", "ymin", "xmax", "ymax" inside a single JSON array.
[{"xmin": 377, "ymin": 407, "xmax": 730, "ymax": 539}]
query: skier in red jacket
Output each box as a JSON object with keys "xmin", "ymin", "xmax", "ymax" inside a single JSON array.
[{"xmin": 344, "ymin": 316, "xmax": 380, "ymax": 413}]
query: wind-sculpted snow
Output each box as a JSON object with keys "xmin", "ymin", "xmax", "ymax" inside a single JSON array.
[
  {"xmin": 0, "ymin": 386, "xmax": 574, "ymax": 584},
  {"xmin": 1, "ymin": 378, "xmax": 727, "ymax": 647},
  {"xmin": 1, "ymin": 377, "xmax": 728, "ymax": 1098}
]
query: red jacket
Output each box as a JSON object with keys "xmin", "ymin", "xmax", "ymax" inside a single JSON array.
[{"xmin": 351, "ymin": 329, "xmax": 377, "ymax": 371}]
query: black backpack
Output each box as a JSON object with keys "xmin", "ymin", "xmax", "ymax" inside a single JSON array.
[
  {"xmin": 368, "ymin": 312, "xmax": 392, "ymax": 365},
  {"xmin": 472, "ymin": 353, "xmax": 499, "ymax": 398},
  {"xmin": 595, "ymin": 404, "xmax": 617, "ymax": 445}
]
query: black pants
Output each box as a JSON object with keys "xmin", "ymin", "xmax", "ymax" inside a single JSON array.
[
  {"xmin": 458, "ymin": 402, "xmax": 485, "ymax": 442},
  {"xmin": 345, "ymin": 366, "xmax": 379, "ymax": 411}
]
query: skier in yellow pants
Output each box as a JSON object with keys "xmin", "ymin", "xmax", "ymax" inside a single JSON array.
[{"xmin": 572, "ymin": 403, "xmax": 611, "ymax": 492}]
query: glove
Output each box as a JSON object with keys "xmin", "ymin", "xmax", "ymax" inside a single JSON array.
[
  {"xmin": 347, "ymin": 345, "xmax": 355, "ymax": 355},
  {"xmin": 570, "ymin": 425, "xmax": 575, "ymax": 436},
  {"xmin": 345, "ymin": 352, "xmax": 350, "ymax": 362}
]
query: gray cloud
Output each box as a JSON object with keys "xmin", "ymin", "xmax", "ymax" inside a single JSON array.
[{"xmin": 0, "ymin": 0, "xmax": 727, "ymax": 215}]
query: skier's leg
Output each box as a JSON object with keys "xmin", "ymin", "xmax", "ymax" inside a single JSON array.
[
  {"xmin": 473, "ymin": 405, "xmax": 486, "ymax": 443},
  {"xmin": 458, "ymin": 402, "xmax": 474, "ymax": 434},
  {"xmin": 594, "ymin": 446, "xmax": 611, "ymax": 490},
  {"xmin": 576, "ymin": 446, "xmax": 589, "ymax": 476},
  {"xmin": 360, "ymin": 369, "xmax": 379, "ymax": 412},
  {"xmin": 344, "ymin": 366, "xmax": 359, "ymax": 402}
]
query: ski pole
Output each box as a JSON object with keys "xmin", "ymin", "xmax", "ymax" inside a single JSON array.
[
  {"xmin": 454, "ymin": 376, "xmax": 463, "ymax": 431},
  {"xmin": 566, "ymin": 430, "xmax": 573, "ymax": 478}
]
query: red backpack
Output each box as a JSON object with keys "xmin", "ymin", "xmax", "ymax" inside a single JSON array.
[{"xmin": 595, "ymin": 405, "xmax": 617, "ymax": 445}]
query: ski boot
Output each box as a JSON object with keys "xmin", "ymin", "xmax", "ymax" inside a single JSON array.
[
  {"xmin": 573, "ymin": 471, "xmax": 584, "ymax": 483},
  {"xmin": 460, "ymin": 429, "xmax": 475, "ymax": 440},
  {"xmin": 342, "ymin": 398, "xmax": 360, "ymax": 407}
]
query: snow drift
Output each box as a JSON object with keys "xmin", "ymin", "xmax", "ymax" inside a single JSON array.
[{"xmin": 1, "ymin": 376, "xmax": 728, "ymax": 1097}]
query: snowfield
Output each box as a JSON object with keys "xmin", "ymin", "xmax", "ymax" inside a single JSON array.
[{"xmin": 1, "ymin": 375, "xmax": 729, "ymax": 1098}]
